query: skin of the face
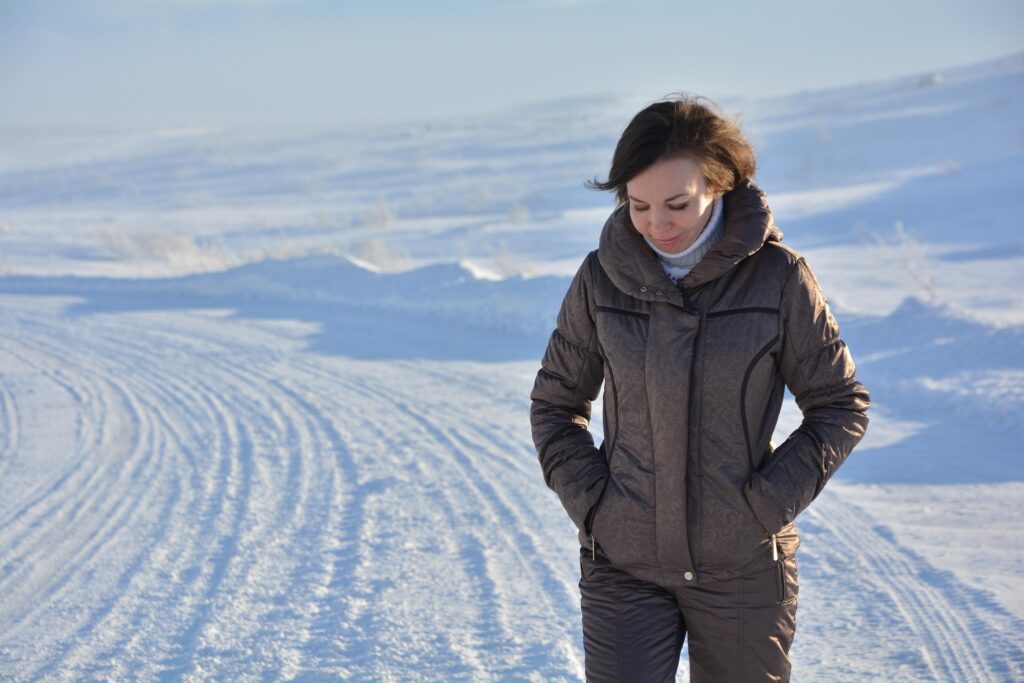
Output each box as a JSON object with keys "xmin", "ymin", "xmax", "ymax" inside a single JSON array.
[{"xmin": 626, "ymin": 155, "xmax": 720, "ymax": 254}]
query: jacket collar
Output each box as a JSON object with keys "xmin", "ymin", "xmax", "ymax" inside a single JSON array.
[{"xmin": 597, "ymin": 179, "xmax": 783, "ymax": 305}]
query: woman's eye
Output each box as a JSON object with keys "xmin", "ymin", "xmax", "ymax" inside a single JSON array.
[
  {"xmin": 632, "ymin": 205, "xmax": 649, "ymax": 213},
  {"xmin": 669, "ymin": 203, "xmax": 689, "ymax": 211}
]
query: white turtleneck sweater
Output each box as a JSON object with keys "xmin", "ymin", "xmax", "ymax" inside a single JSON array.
[{"xmin": 643, "ymin": 194, "xmax": 725, "ymax": 286}]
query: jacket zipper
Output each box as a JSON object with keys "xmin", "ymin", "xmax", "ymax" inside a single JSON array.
[
  {"xmin": 682, "ymin": 295, "xmax": 705, "ymax": 569},
  {"xmin": 771, "ymin": 533, "xmax": 778, "ymax": 561},
  {"xmin": 775, "ymin": 537, "xmax": 786, "ymax": 601}
]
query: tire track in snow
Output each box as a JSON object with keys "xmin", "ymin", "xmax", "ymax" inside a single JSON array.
[
  {"xmin": 41, "ymin": 319, "xmax": 244, "ymax": 675},
  {"xmin": 251, "ymin": 374, "xmax": 368, "ymax": 678},
  {"xmin": 61, "ymin": 331, "xmax": 325, "ymax": 679},
  {"xmin": 0, "ymin": 306, "xmax": 372, "ymax": 679},
  {"xmin": 334, "ymin": 369, "xmax": 584, "ymax": 680},
  {"xmin": 268, "ymin": 357, "xmax": 531, "ymax": 678},
  {"xmin": 0, "ymin": 322, "xmax": 188, "ymax": 677},
  {"xmin": 61, "ymin": 367, "xmax": 208, "ymax": 675},
  {"xmin": 0, "ymin": 376, "xmax": 19, "ymax": 482},
  {"xmin": 102, "ymin": 361, "xmax": 249, "ymax": 678},
  {"xmin": 410, "ymin": 377, "xmax": 588, "ymax": 681},
  {"xmin": 0, "ymin": 332, "xmax": 110, "ymax": 538},
  {"xmin": 807, "ymin": 490, "xmax": 1023, "ymax": 682},
  {"xmin": 0, "ymin": 315, "xmax": 251, "ymax": 679},
  {"xmin": 0, "ymin": 335, "xmax": 162, "ymax": 639},
  {"xmin": 169, "ymin": 361, "xmax": 333, "ymax": 678},
  {"xmin": 138, "ymin": 335, "xmax": 363, "ymax": 676},
  {"xmin": 80, "ymin": 328, "xmax": 290, "ymax": 679},
  {"xmin": 323, "ymin": 369, "xmax": 497, "ymax": 678},
  {"xmin": 5, "ymin": 300, "xmax": 579, "ymax": 680},
  {"xmin": 12, "ymin": 317, "xmax": 368, "ymax": 679}
]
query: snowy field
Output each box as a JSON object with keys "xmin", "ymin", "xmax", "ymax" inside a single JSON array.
[{"xmin": 2, "ymin": 53, "xmax": 1023, "ymax": 681}]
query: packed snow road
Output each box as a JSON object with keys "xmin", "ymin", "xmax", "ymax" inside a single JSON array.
[
  {"xmin": 1, "ymin": 296, "xmax": 1021, "ymax": 681},
  {"xmin": 0, "ymin": 296, "xmax": 585, "ymax": 681}
]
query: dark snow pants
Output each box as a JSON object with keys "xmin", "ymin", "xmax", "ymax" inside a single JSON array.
[{"xmin": 578, "ymin": 542, "xmax": 798, "ymax": 682}]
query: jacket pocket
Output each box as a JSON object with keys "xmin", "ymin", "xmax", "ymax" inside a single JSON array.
[
  {"xmin": 584, "ymin": 474, "xmax": 610, "ymax": 561},
  {"xmin": 584, "ymin": 442, "xmax": 609, "ymax": 532},
  {"xmin": 775, "ymin": 558, "xmax": 786, "ymax": 602},
  {"xmin": 584, "ymin": 475, "xmax": 609, "ymax": 537},
  {"xmin": 697, "ymin": 434, "xmax": 768, "ymax": 571},
  {"xmin": 586, "ymin": 469, "xmax": 657, "ymax": 569},
  {"xmin": 776, "ymin": 554, "xmax": 799, "ymax": 605}
]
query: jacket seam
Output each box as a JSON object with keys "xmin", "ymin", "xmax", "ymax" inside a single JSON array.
[
  {"xmin": 595, "ymin": 305, "xmax": 650, "ymax": 319},
  {"xmin": 640, "ymin": 324, "xmax": 657, "ymax": 563},
  {"xmin": 707, "ymin": 307, "xmax": 779, "ymax": 318},
  {"xmin": 795, "ymin": 336, "xmax": 842, "ymax": 365},
  {"xmin": 584, "ymin": 250, "xmax": 599, "ymax": 321},
  {"xmin": 551, "ymin": 326, "xmax": 587, "ymax": 354},
  {"xmin": 570, "ymin": 325, "xmax": 599, "ymax": 418},
  {"xmin": 597, "ymin": 337, "xmax": 621, "ymax": 458},
  {"xmin": 778, "ymin": 258, "xmax": 803, "ymax": 313},
  {"xmin": 795, "ymin": 375, "xmax": 859, "ymax": 404},
  {"xmin": 571, "ymin": 255, "xmax": 599, "ymax": 408},
  {"xmin": 754, "ymin": 381, "xmax": 784, "ymax": 471},
  {"xmin": 740, "ymin": 334, "xmax": 781, "ymax": 471}
]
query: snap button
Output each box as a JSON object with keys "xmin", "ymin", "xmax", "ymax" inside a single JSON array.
[
  {"xmin": 639, "ymin": 286, "xmax": 648, "ymax": 293},
  {"xmin": 655, "ymin": 290, "xmax": 663, "ymax": 296},
  {"xmin": 683, "ymin": 571, "xmax": 694, "ymax": 581}
]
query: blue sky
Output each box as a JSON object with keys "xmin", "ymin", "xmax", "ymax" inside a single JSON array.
[{"xmin": 1, "ymin": 0, "xmax": 1022, "ymax": 132}]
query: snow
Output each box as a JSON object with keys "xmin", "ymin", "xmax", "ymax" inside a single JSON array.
[{"xmin": 2, "ymin": 51, "xmax": 1024, "ymax": 681}]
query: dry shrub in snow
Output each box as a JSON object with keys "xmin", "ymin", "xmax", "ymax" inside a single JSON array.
[
  {"xmin": 347, "ymin": 238, "xmax": 413, "ymax": 273},
  {"xmin": 98, "ymin": 226, "xmax": 232, "ymax": 272},
  {"xmin": 366, "ymin": 196, "xmax": 395, "ymax": 229},
  {"xmin": 869, "ymin": 220, "xmax": 938, "ymax": 304}
]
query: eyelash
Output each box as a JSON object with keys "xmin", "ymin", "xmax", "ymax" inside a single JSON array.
[{"xmin": 632, "ymin": 203, "xmax": 689, "ymax": 212}]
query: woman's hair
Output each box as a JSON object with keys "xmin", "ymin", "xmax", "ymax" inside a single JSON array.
[{"xmin": 587, "ymin": 94, "xmax": 756, "ymax": 205}]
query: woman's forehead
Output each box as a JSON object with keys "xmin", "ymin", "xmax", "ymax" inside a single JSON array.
[{"xmin": 626, "ymin": 157, "xmax": 706, "ymax": 199}]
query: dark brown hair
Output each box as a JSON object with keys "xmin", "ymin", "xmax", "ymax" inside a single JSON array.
[{"xmin": 586, "ymin": 94, "xmax": 756, "ymax": 205}]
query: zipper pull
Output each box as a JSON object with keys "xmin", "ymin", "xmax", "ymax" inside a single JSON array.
[
  {"xmin": 771, "ymin": 533, "xmax": 778, "ymax": 562},
  {"xmin": 591, "ymin": 534, "xmax": 596, "ymax": 560}
]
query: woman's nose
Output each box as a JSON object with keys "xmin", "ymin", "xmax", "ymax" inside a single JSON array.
[{"xmin": 652, "ymin": 209, "xmax": 673, "ymax": 231}]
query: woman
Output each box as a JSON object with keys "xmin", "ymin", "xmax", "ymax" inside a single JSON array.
[{"xmin": 529, "ymin": 95, "xmax": 870, "ymax": 682}]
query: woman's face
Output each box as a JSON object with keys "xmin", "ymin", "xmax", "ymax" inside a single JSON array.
[{"xmin": 626, "ymin": 156, "xmax": 719, "ymax": 254}]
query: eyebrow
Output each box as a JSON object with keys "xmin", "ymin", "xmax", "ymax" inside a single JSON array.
[{"xmin": 627, "ymin": 193, "xmax": 690, "ymax": 204}]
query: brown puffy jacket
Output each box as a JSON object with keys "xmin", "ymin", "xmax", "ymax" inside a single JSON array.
[{"xmin": 530, "ymin": 180, "xmax": 870, "ymax": 586}]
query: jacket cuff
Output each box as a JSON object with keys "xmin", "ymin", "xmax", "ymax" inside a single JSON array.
[
  {"xmin": 743, "ymin": 471, "xmax": 788, "ymax": 537},
  {"xmin": 567, "ymin": 470, "xmax": 610, "ymax": 534}
]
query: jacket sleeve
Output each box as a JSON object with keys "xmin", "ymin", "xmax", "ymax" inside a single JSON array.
[
  {"xmin": 530, "ymin": 253, "xmax": 609, "ymax": 535},
  {"xmin": 744, "ymin": 257, "xmax": 870, "ymax": 535}
]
